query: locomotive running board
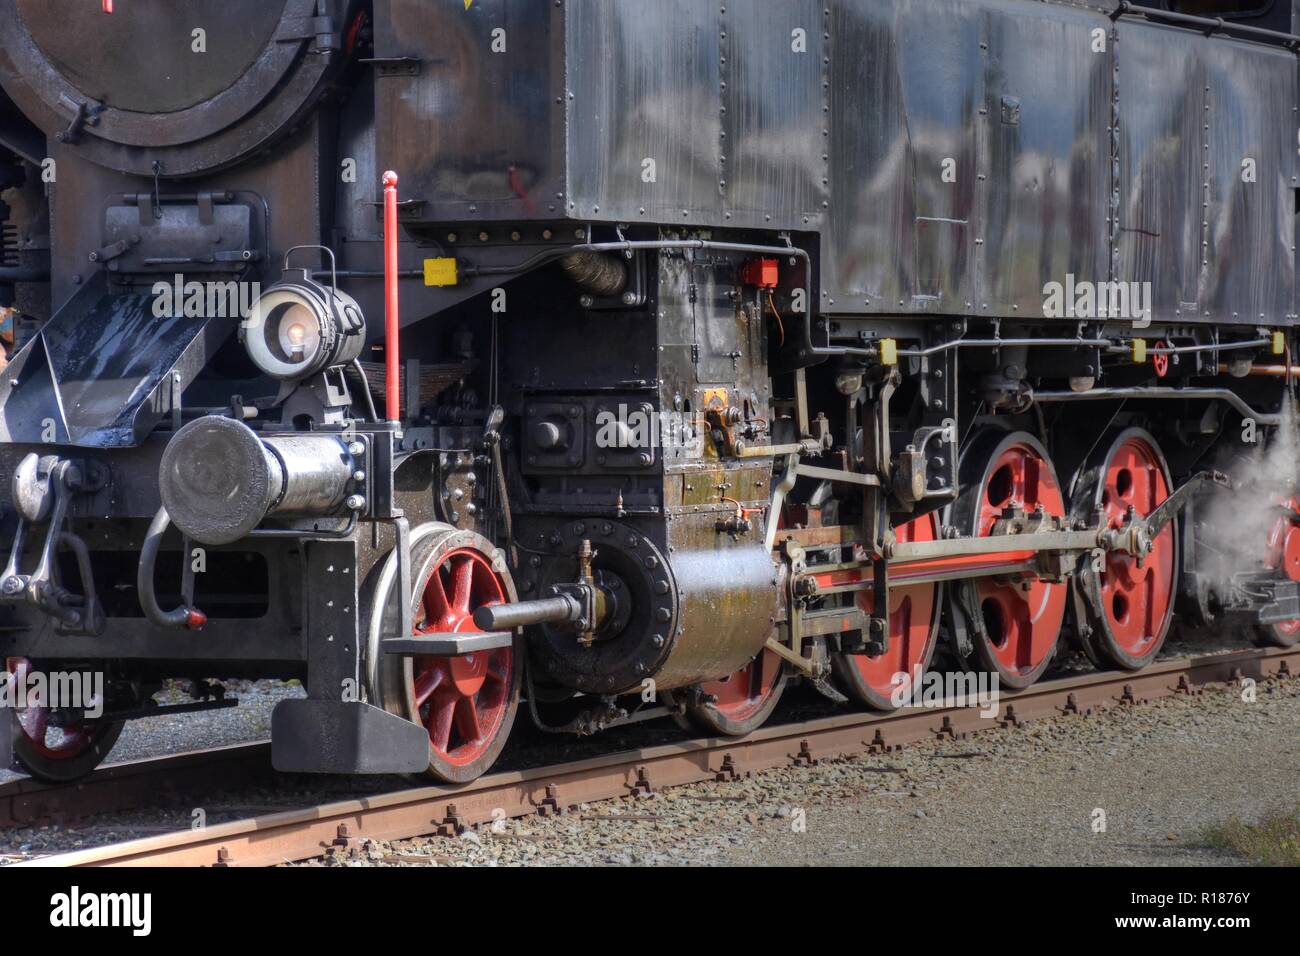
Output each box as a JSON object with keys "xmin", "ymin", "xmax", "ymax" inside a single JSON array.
[{"xmin": 381, "ymin": 631, "xmax": 512, "ymax": 656}]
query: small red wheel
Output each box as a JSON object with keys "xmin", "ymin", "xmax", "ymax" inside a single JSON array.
[
  {"xmin": 683, "ymin": 647, "xmax": 785, "ymax": 736},
  {"xmin": 6, "ymin": 657, "xmax": 123, "ymax": 782},
  {"xmin": 1152, "ymin": 341, "xmax": 1170, "ymax": 378},
  {"xmin": 832, "ymin": 513, "xmax": 943, "ymax": 709},
  {"xmin": 378, "ymin": 528, "xmax": 521, "ymax": 783},
  {"xmin": 1257, "ymin": 495, "xmax": 1300, "ymax": 647},
  {"xmin": 1070, "ymin": 428, "xmax": 1178, "ymax": 669},
  {"xmin": 951, "ymin": 431, "xmax": 1068, "ymax": 688}
]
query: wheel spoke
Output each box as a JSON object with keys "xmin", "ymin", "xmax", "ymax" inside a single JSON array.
[
  {"xmin": 422, "ymin": 568, "xmax": 450, "ymax": 625},
  {"xmin": 451, "ymin": 556, "xmax": 474, "ymax": 614},
  {"xmin": 427, "ymin": 692, "xmax": 456, "ymax": 751},
  {"xmin": 413, "ymin": 665, "xmax": 444, "ymax": 706},
  {"xmin": 455, "ymin": 697, "xmax": 482, "ymax": 746}
]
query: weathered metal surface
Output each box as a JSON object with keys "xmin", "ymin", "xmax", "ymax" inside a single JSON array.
[
  {"xmin": 656, "ymin": 516, "xmax": 780, "ymax": 689},
  {"xmin": 0, "ymin": 0, "xmax": 340, "ymax": 177},
  {"xmin": 373, "ymin": 0, "xmax": 565, "ymax": 222},
  {"xmin": 1115, "ymin": 21, "xmax": 1297, "ymax": 324},
  {"xmin": 365, "ymin": 0, "xmax": 1297, "ymax": 324},
  {"xmin": 0, "ymin": 277, "xmax": 230, "ymax": 447}
]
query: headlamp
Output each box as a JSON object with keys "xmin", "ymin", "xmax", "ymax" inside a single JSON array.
[{"xmin": 241, "ymin": 247, "xmax": 365, "ymax": 381}]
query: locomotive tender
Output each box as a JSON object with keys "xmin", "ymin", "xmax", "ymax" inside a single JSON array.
[{"xmin": 1, "ymin": 0, "xmax": 1298, "ymax": 782}]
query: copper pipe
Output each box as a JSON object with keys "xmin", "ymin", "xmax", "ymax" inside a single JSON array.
[{"xmin": 1218, "ymin": 363, "xmax": 1300, "ymax": 378}]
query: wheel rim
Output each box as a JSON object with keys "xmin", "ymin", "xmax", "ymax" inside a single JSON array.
[
  {"xmin": 698, "ymin": 648, "xmax": 783, "ymax": 724},
  {"xmin": 1092, "ymin": 433, "xmax": 1176, "ymax": 663},
  {"xmin": 5, "ymin": 656, "xmax": 105, "ymax": 762},
  {"xmin": 1264, "ymin": 495, "xmax": 1300, "ymax": 641},
  {"xmin": 840, "ymin": 514, "xmax": 942, "ymax": 707},
  {"xmin": 409, "ymin": 548, "xmax": 513, "ymax": 768},
  {"xmin": 962, "ymin": 435, "xmax": 1068, "ymax": 684}
]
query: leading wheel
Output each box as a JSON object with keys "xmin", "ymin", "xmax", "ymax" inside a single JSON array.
[
  {"xmin": 1069, "ymin": 427, "xmax": 1178, "ymax": 670},
  {"xmin": 949, "ymin": 430, "xmax": 1069, "ymax": 689},
  {"xmin": 831, "ymin": 513, "xmax": 944, "ymax": 709},
  {"xmin": 376, "ymin": 526, "xmax": 522, "ymax": 783},
  {"xmin": 5, "ymin": 657, "xmax": 123, "ymax": 783}
]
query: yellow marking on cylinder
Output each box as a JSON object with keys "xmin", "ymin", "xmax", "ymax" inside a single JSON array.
[
  {"xmin": 1132, "ymin": 338, "xmax": 1146, "ymax": 364},
  {"xmin": 1272, "ymin": 331, "xmax": 1286, "ymax": 355}
]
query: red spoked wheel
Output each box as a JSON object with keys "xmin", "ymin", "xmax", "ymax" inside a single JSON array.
[
  {"xmin": 951, "ymin": 431, "xmax": 1068, "ymax": 689},
  {"xmin": 1070, "ymin": 427, "xmax": 1178, "ymax": 670},
  {"xmin": 1256, "ymin": 495, "xmax": 1300, "ymax": 647},
  {"xmin": 832, "ymin": 513, "xmax": 944, "ymax": 709},
  {"xmin": 682, "ymin": 647, "xmax": 786, "ymax": 737},
  {"xmin": 5, "ymin": 657, "xmax": 123, "ymax": 783},
  {"xmin": 378, "ymin": 528, "xmax": 522, "ymax": 783}
]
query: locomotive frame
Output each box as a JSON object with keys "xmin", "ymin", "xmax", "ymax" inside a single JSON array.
[{"xmin": 0, "ymin": 0, "xmax": 1298, "ymax": 783}]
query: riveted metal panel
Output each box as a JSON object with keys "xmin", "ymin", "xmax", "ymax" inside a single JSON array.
[
  {"xmin": 566, "ymin": 0, "xmax": 723, "ymax": 224},
  {"xmin": 982, "ymin": 3, "xmax": 1112, "ymax": 316},
  {"xmin": 373, "ymin": 0, "xmax": 565, "ymax": 222},
  {"xmin": 824, "ymin": 0, "xmax": 984, "ymax": 314},
  {"xmin": 1202, "ymin": 38, "xmax": 1296, "ymax": 323},
  {"xmin": 1113, "ymin": 22, "xmax": 1206, "ymax": 322},
  {"xmin": 1116, "ymin": 21, "xmax": 1296, "ymax": 325},
  {"xmin": 719, "ymin": 0, "xmax": 827, "ymax": 229}
]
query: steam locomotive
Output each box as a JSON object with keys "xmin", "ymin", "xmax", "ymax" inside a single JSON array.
[{"xmin": 1, "ymin": 0, "xmax": 1297, "ymax": 784}]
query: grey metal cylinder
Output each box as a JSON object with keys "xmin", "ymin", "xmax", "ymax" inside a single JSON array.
[
  {"xmin": 160, "ymin": 416, "xmax": 353, "ymax": 545},
  {"xmin": 473, "ymin": 595, "xmax": 582, "ymax": 631},
  {"xmin": 264, "ymin": 434, "xmax": 353, "ymax": 516}
]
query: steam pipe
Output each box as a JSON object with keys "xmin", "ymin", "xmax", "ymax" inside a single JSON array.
[
  {"xmin": 382, "ymin": 170, "xmax": 401, "ymax": 422},
  {"xmin": 1034, "ymin": 387, "xmax": 1285, "ymax": 426},
  {"xmin": 1220, "ymin": 363, "xmax": 1300, "ymax": 378}
]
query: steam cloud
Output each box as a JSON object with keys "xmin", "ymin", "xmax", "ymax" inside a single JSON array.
[{"xmin": 1198, "ymin": 398, "xmax": 1299, "ymax": 606}]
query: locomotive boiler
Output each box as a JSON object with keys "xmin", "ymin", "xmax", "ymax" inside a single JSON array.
[{"xmin": 1, "ymin": 0, "xmax": 1298, "ymax": 783}]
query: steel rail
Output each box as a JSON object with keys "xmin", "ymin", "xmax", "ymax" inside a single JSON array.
[
  {"xmin": 14, "ymin": 645, "xmax": 1296, "ymax": 868},
  {"xmin": 0, "ymin": 741, "xmax": 273, "ymax": 829}
]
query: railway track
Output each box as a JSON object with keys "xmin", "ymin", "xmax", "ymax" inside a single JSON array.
[
  {"xmin": 0, "ymin": 741, "xmax": 274, "ymax": 829},
  {"xmin": 8, "ymin": 644, "xmax": 1296, "ymax": 867}
]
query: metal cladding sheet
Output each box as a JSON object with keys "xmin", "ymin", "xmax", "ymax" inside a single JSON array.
[
  {"xmin": 1115, "ymin": 21, "xmax": 1297, "ymax": 324},
  {"xmin": 654, "ymin": 537, "xmax": 779, "ymax": 691}
]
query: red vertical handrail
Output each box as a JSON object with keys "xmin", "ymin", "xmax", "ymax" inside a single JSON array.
[
  {"xmin": 382, "ymin": 171, "xmax": 401, "ymax": 423},
  {"xmin": 103, "ymin": 0, "xmax": 113, "ymax": 12}
]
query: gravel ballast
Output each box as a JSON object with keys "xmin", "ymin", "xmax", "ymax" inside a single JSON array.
[{"xmin": 302, "ymin": 670, "xmax": 1299, "ymax": 867}]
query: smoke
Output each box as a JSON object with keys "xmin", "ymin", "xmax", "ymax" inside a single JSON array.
[{"xmin": 1197, "ymin": 398, "xmax": 1300, "ymax": 603}]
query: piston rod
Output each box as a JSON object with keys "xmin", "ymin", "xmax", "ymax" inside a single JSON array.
[{"xmin": 473, "ymin": 595, "xmax": 583, "ymax": 631}]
